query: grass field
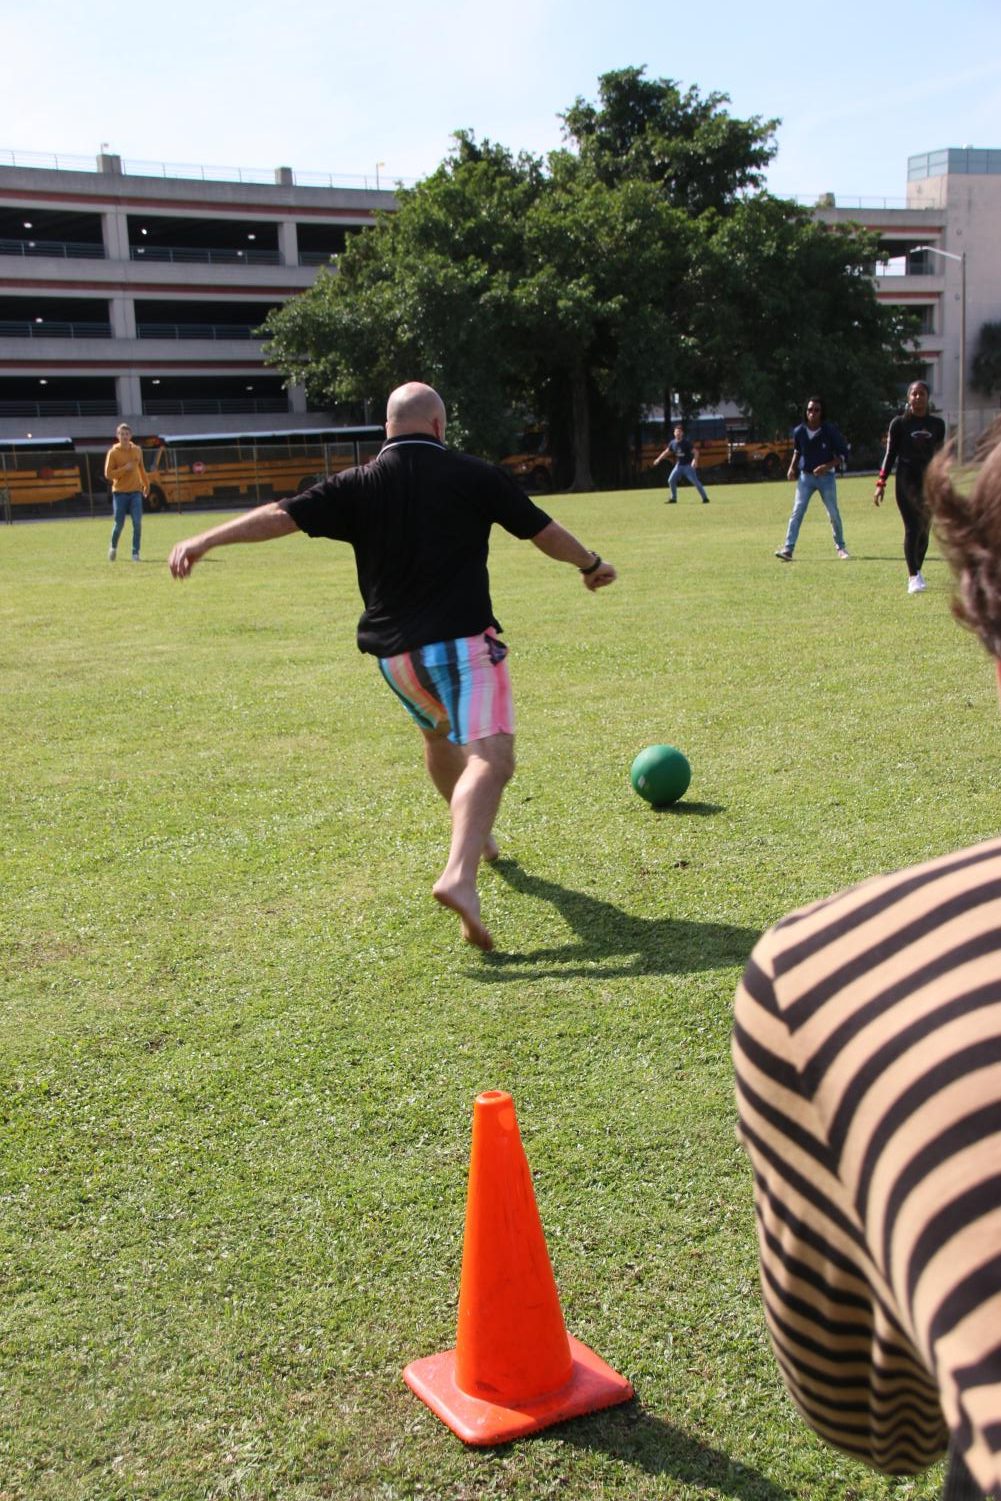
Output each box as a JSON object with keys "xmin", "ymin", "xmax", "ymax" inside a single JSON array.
[{"xmin": 3, "ymin": 476, "xmax": 997, "ymax": 1501}]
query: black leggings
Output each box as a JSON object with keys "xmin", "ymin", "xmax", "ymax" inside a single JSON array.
[
  {"xmin": 941, "ymin": 1439, "xmax": 985, "ymax": 1499},
  {"xmin": 896, "ymin": 474, "xmax": 931, "ymax": 576}
]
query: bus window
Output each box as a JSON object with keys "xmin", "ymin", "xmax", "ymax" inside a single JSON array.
[{"xmin": 0, "ymin": 438, "xmax": 83, "ymax": 519}]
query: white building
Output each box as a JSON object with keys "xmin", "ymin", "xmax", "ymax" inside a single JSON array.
[
  {"xmin": 815, "ymin": 147, "xmax": 1001, "ymax": 454},
  {"xmin": 0, "ymin": 151, "xmax": 397, "ymax": 442}
]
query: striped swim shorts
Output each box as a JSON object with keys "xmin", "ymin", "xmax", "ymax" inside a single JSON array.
[{"xmin": 377, "ymin": 629, "xmax": 515, "ymax": 745}]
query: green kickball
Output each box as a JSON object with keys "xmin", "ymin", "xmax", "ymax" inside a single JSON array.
[{"xmin": 630, "ymin": 744, "xmax": 691, "ymax": 807}]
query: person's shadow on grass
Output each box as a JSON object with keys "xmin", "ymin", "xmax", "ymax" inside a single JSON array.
[
  {"xmin": 478, "ymin": 859, "xmax": 760, "ymax": 980},
  {"xmin": 536, "ymin": 1402, "xmax": 795, "ymax": 1500}
]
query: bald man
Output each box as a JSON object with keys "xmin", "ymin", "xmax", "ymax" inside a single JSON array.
[{"xmin": 168, "ymin": 383, "xmax": 616, "ymax": 951}]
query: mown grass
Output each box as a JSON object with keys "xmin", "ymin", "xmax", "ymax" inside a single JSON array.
[{"xmin": 2, "ymin": 476, "xmax": 996, "ymax": 1500}]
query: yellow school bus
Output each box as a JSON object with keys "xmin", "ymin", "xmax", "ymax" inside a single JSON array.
[
  {"xmin": 140, "ymin": 426, "xmax": 385, "ymax": 510},
  {"xmin": 0, "ymin": 438, "xmax": 84, "ymax": 518},
  {"xmin": 636, "ymin": 417, "xmax": 793, "ymax": 479},
  {"xmin": 635, "ymin": 417, "xmax": 731, "ymax": 475},
  {"xmin": 500, "ymin": 417, "xmax": 781, "ymax": 491},
  {"xmin": 499, "ymin": 429, "xmax": 553, "ymax": 491}
]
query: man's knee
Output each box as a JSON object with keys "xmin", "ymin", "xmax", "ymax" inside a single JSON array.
[{"xmin": 469, "ymin": 733, "xmax": 515, "ymax": 785}]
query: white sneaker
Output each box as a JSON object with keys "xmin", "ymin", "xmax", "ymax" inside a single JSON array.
[
  {"xmin": 836, "ymin": 548, "xmax": 850, "ymax": 560},
  {"xmin": 907, "ymin": 574, "xmax": 926, "ymax": 594},
  {"xmin": 131, "ymin": 554, "xmax": 140, "ymax": 563},
  {"xmin": 915, "ymin": 571, "xmax": 926, "ymax": 590}
]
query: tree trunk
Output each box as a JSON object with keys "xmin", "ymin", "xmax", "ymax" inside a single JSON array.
[{"xmin": 568, "ymin": 360, "xmax": 595, "ymax": 492}]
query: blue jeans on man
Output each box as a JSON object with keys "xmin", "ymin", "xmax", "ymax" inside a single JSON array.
[
  {"xmin": 110, "ymin": 491, "xmax": 143, "ymax": 559},
  {"xmin": 668, "ymin": 463, "xmax": 709, "ymax": 503},
  {"xmin": 782, "ymin": 471, "xmax": 846, "ymax": 553}
]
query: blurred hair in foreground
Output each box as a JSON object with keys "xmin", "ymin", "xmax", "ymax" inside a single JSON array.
[{"xmin": 927, "ymin": 417, "xmax": 1001, "ymax": 659}]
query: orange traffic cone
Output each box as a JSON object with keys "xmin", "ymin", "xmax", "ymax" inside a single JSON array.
[{"xmin": 403, "ymin": 1090, "xmax": 633, "ymax": 1445}]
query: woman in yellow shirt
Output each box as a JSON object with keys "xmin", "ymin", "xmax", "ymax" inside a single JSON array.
[{"xmin": 104, "ymin": 423, "xmax": 148, "ymax": 562}]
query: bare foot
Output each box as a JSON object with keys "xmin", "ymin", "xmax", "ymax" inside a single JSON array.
[
  {"xmin": 482, "ymin": 835, "xmax": 500, "ymax": 863},
  {"xmin": 433, "ymin": 880, "xmax": 494, "ymax": 951}
]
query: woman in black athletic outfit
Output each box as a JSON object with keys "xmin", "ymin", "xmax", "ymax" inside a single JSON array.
[{"xmin": 874, "ymin": 380, "xmax": 947, "ymax": 593}]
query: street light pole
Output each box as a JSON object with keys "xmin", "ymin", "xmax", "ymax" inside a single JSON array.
[
  {"xmin": 959, "ymin": 249, "xmax": 967, "ymax": 463},
  {"xmin": 915, "ymin": 244, "xmax": 967, "ymax": 461}
]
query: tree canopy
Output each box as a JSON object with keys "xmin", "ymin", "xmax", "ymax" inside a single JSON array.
[
  {"xmin": 263, "ymin": 68, "xmax": 915, "ymax": 488},
  {"xmin": 560, "ymin": 66, "xmax": 777, "ymax": 215}
]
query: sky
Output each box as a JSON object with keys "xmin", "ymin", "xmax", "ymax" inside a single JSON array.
[{"xmin": 5, "ymin": 0, "xmax": 1001, "ymax": 202}]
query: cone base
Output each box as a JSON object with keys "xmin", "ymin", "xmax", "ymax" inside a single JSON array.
[{"xmin": 403, "ymin": 1333, "xmax": 634, "ymax": 1446}]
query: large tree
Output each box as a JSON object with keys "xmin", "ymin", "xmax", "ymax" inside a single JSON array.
[
  {"xmin": 264, "ymin": 128, "xmax": 688, "ymax": 487},
  {"xmin": 263, "ymin": 69, "xmax": 911, "ymax": 486}
]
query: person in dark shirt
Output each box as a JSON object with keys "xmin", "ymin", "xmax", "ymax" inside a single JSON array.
[
  {"xmin": 167, "ymin": 382, "xmax": 617, "ymax": 952},
  {"xmin": 775, "ymin": 397, "xmax": 850, "ymax": 562},
  {"xmin": 652, "ymin": 424, "xmax": 710, "ymax": 504},
  {"xmin": 874, "ymin": 380, "xmax": 947, "ymax": 594}
]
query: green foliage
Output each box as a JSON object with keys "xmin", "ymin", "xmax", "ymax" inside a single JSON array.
[
  {"xmin": 263, "ymin": 68, "xmax": 913, "ymax": 486},
  {"xmin": 972, "ymin": 320, "xmax": 1001, "ymax": 396},
  {"xmin": 2, "ymin": 489, "xmax": 982, "ymax": 1497},
  {"xmin": 513, "ymin": 173, "xmax": 695, "ymax": 487},
  {"xmin": 559, "ymin": 65, "xmax": 778, "ymax": 214},
  {"xmin": 263, "ymin": 138, "xmax": 541, "ymax": 457},
  {"xmin": 701, "ymin": 199, "xmax": 917, "ymax": 442}
]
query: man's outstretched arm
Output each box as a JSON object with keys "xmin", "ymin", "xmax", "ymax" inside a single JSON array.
[
  {"xmin": 530, "ymin": 519, "xmax": 617, "ymax": 591},
  {"xmin": 168, "ymin": 502, "xmax": 299, "ymax": 578}
]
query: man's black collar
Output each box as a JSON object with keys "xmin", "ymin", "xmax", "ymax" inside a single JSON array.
[{"xmin": 382, "ymin": 431, "xmax": 446, "ymax": 449}]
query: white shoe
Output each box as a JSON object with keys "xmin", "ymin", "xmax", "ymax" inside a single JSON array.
[
  {"xmin": 907, "ymin": 574, "xmax": 926, "ymax": 594},
  {"xmin": 915, "ymin": 570, "xmax": 926, "ymax": 589},
  {"xmin": 108, "ymin": 546, "xmax": 116, "ymax": 562},
  {"xmin": 836, "ymin": 548, "xmax": 849, "ymax": 560}
]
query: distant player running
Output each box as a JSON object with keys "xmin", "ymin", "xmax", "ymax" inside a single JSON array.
[
  {"xmin": 168, "ymin": 382, "xmax": 617, "ymax": 951},
  {"xmin": 874, "ymin": 380, "xmax": 947, "ymax": 593}
]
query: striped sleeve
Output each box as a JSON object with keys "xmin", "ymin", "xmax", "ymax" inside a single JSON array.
[{"xmin": 733, "ymin": 837, "xmax": 1001, "ymax": 1495}]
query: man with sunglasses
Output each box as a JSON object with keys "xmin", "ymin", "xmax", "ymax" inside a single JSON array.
[{"xmin": 775, "ymin": 397, "xmax": 850, "ymax": 562}]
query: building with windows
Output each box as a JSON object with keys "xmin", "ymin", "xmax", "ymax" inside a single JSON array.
[
  {"xmin": 814, "ymin": 147, "xmax": 1001, "ymax": 453},
  {"xmin": 3, "ymin": 145, "xmax": 999, "ymax": 453},
  {"xmin": 0, "ymin": 152, "xmax": 396, "ymax": 442}
]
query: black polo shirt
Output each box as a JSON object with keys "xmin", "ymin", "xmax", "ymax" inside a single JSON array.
[{"xmin": 280, "ymin": 434, "xmax": 551, "ymax": 656}]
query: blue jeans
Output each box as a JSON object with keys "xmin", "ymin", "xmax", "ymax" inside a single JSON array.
[
  {"xmin": 111, "ymin": 491, "xmax": 143, "ymax": 556},
  {"xmin": 668, "ymin": 462, "xmax": 709, "ymax": 502},
  {"xmin": 783, "ymin": 472, "xmax": 845, "ymax": 552}
]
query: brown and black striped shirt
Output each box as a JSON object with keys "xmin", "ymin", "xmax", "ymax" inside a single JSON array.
[{"xmin": 733, "ymin": 836, "xmax": 1001, "ymax": 1496}]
